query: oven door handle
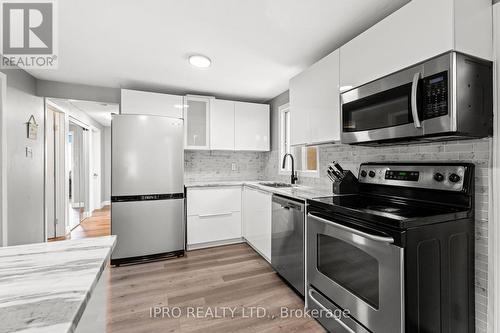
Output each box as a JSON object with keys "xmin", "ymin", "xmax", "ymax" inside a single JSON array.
[
  {"xmin": 308, "ymin": 213, "xmax": 395, "ymax": 244},
  {"xmin": 411, "ymin": 71, "xmax": 422, "ymax": 128},
  {"xmin": 308, "ymin": 289, "xmax": 356, "ymax": 333}
]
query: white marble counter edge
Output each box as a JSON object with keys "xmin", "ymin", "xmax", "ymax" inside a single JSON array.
[
  {"xmin": 68, "ymin": 236, "xmax": 116, "ymax": 333},
  {"xmin": 184, "ymin": 181, "xmax": 248, "ymax": 187},
  {"xmin": 0, "ymin": 236, "xmax": 117, "ymax": 333},
  {"xmin": 184, "ymin": 181, "xmax": 333, "ymax": 200}
]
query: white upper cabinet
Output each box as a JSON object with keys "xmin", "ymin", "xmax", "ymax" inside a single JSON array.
[
  {"xmin": 340, "ymin": 0, "xmax": 493, "ymax": 89},
  {"xmin": 210, "ymin": 99, "xmax": 235, "ymax": 150},
  {"xmin": 122, "ymin": 89, "xmax": 269, "ymax": 151},
  {"xmin": 290, "ymin": 49, "xmax": 340, "ymax": 146},
  {"xmin": 234, "ymin": 102, "xmax": 270, "ymax": 151},
  {"xmin": 120, "ymin": 89, "xmax": 183, "ymax": 118},
  {"xmin": 184, "ymin": 95, "xmax": 211, "ymax": 150}
]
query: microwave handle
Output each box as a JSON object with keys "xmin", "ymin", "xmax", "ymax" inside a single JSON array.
[
  {"xmin": 308, "ymin": 213, "xmax": 395, "ymax": 244},
  {"xmin": 411, "ymin": 72, "xmax": 422, "ymax": 128}
]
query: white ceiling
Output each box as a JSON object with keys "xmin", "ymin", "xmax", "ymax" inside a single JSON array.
[
  {"xmin": 30, "ymin": 0, "xmax": 408, "ymax": 102},
  {"xmin": 50, "ymin": 98, "xmax": 119, "ymax": 127}
]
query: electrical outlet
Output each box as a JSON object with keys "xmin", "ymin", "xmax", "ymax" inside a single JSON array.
[
  {"xmin": 25, "ymin": 146, "xmax": 33, "ymax": 159},
  {"xmin": 231, "ymin": 162, "xmax": 237, "ymax": 171}
]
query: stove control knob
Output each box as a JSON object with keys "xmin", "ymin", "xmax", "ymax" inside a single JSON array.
[
  {"xmin": 368, "ymin": 170, "xmax": 376, "ymax": 178},
  {"xmin": 449, "ymin": 173, "xmax": 461, "ymax": 183},
  {"xmin": 360, "ymin": 170, "xmax": 367, "ymax": 177},
  {"xmin": 433, "ymin": 173, "xmax": 444, "ymax": 182}
]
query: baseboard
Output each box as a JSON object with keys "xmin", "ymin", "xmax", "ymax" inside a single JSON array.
[
  {"xmin": 101, "ymin": 201, "xmax": 110, "ymax": 208},
  {"xmin": 187, "ymin": 238, "xmax": 244, "ymax": 250},
  {"xmin": 71, "ymin": 202, "xmax": 85, "ymax": 208}
]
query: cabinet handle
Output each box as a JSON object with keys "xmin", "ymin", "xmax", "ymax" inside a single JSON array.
[{"xmin": 198, "ymin": 212, "xmax": 233, "ymax": 218}]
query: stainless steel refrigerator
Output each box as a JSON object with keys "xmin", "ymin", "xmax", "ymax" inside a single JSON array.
[{"xmin": 111, "ymin": 114, "xmax": 184, "ymax": 265}]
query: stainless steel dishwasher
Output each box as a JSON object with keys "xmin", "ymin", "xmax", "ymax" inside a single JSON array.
[{"xmin": 271, "ymin": 194, "xmax": 305, "ymax": 296}]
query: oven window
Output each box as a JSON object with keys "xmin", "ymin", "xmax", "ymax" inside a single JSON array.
[
  {"xmin": 343, "ymin": 83, "xmax": 415, "ymax": 132},
  {"xmin": 317, "ymin": 234, "xmax": 379, "ymax": 309}
]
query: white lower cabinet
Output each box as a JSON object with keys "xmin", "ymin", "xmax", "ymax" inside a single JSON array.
[
  {"xmin": 242, "ymin": 186, "xmax": 272, "ymax": 262},
  {"xmin": 186, "ymin": 187, "xmax": 242, "ymax": 248},
  {"xmin": 187, "ymin": 213, "xmax": 241, "ymax": 245},
  {"xmin": 186, "ymin": 185, "xmax": 273, "ymax": 263}
]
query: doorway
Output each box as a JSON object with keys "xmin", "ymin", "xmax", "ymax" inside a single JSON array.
[
  {"xmin": 90, "ymin": 128, "xmax": 101, "ymax": 213},
  {"xmin": 68, "ymin": 120, "xmax": 89, "ymax": 229},
  {"xmin": 45, "ymin": 98, "xmax": 115, "ymax": 241}
]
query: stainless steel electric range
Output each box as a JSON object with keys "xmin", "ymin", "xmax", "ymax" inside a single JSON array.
[{"xmin": 306, "ymin": 162, "xmax": 475, "ymax": 333}]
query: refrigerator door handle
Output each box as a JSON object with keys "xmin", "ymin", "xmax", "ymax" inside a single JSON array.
[{"xmin": 198, "ymin": 212, "xmax": 233, "ymax": 218}]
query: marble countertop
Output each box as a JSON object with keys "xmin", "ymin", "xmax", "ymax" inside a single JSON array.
[
  {"xmin": 0, "ymin": 236, "xmax": 116, "ymax": 333},
  {"xmin": 185, "ymin": 180, "xmax": 333, "ymax": 200}
]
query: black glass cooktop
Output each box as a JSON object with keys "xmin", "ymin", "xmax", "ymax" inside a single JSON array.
[{"xmin": 310, "ymin": 195, "xmax": 464, "ymax": 221}]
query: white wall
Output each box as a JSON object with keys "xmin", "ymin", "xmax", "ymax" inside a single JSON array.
[
  {"xmin": 0, "ymin": 68, "xmax": 45, "ymax": 245},
  {"xmin": 37, "ymin": 80, "xmax": 119, "ymax": 104}
]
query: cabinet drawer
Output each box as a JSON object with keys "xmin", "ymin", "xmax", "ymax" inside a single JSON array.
[
  {"xmin": 187, "ymin": 187, "xmax": 242, "ymax": 216},
  {"xmin": 187, "ymin": 212, "xmax": 242, "ymax": 245}
]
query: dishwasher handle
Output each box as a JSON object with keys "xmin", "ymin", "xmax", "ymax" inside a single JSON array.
[{"xmin": 272, "ymin": 195, "xmax": 305, "ymax": 211}]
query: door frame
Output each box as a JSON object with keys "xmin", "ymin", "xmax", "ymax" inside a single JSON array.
[
  {"xmin": 45, "ymin": 100, "xmax": 69, "ymax": 239},
  {"xmin": 68, "ymin": 116, "xmax": 92, "ymax": 223},
  {"xmin": 89, "ymin": 127, "xmax": 101, "ymax": 213},
  {"xmin": 44, "ymin": 102, "xmax": 67, "ymax": 239},
  {"xmin": 490, "ymin": 4, "xmax": 500, "ymax": 333},
  {"xmin": 0, "ymin": 72, "xmax": 6, "ymax": 246}
]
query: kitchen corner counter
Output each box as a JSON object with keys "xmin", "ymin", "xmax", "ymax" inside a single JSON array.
[
  {"xmin": 185, "ymin": 180, "xmax": 333, "ymax": 201},
  {"xmin": 0, "ymin": 235, "xmax": 116, "ymax": 333}
]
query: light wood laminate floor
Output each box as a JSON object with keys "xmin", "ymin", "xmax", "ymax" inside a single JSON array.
[
  {"xmin": 50, "ymin": 206, "xmax": 324, "ymax": 332},
  {"xmin": 108, "ymin": 244, "xmax": 325, "ymax": 333},
  {"xmin": 48, "ymin": 205, "xmax": 111, "ymax": 241}
]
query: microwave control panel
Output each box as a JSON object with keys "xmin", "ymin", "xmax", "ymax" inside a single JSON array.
[{"xmin": 423, "ymin": 71, "xmax": 448, "ymax": 120}]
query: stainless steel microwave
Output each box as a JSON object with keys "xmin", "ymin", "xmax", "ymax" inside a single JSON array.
[{"xmin": 341, "ymin": 52, "xmax": 493, "ymax": 145}]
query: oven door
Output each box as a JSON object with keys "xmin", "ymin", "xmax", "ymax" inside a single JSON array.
[{"xmin": 307, "ymin": 212, "xmax": 404, "ymax": 333}]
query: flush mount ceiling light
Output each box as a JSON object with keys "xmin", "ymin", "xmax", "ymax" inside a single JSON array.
[{"xmin": 188, "ymin": 54, "xmax": 212, "ymax": 68}]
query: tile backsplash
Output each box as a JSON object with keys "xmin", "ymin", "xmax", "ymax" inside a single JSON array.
[
  {"xmin": 264, "ymin": 138, "xmax": 491, "ymax": 332},
  {"xmin": 184, "ymin": 150, "xmax": 267, "ymax": 183}
]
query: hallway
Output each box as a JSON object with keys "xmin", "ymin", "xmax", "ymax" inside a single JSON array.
[{"xmin": 49, "ymin": 206, "xmax": 111, "ymax": 241}]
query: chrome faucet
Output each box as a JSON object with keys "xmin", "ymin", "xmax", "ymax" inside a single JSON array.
[{"xmin": 282, "ymin": 153, "xmax": 298, "ymax": 184}]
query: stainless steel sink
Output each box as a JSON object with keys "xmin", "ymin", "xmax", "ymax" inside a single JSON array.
[{"xmin": 259, "ymin": 182, "xmax": 294, "ymax": 188}]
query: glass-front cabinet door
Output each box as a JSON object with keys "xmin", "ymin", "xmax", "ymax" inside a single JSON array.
[{"xmin": 184, "ymin": 95, "xmax": 211, "ymax": 150}]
